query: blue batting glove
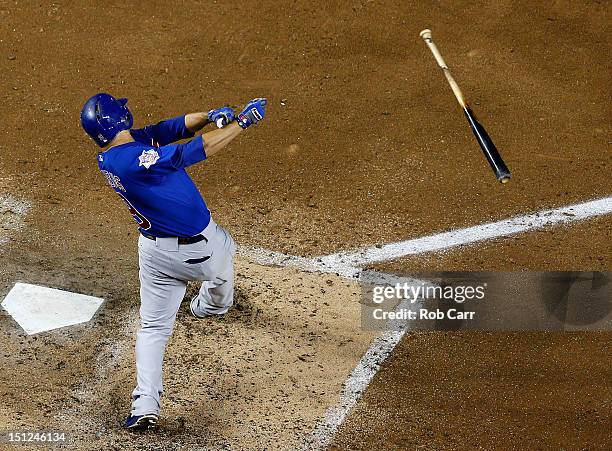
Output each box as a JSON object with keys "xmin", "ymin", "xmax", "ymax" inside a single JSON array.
[
  {"xmin": 237, "ymin": 98, "xmax": 267, "ymax": 129},
  {"xmin": 207, "ymin": 106, "xmax": 236, "ymax": 128}
]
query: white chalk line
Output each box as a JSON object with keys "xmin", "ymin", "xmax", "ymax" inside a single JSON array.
[
  {"xmin": 241, "ymin": 196, "xmax": 612, "ymax": 277},
  {"xmin": 301, "ymin": 279, "xmax": 434, "ymax": 450},
  {"xmin": 238, "ymin": 246, "xmax": 361, "ymax": 280},
  {"xmin": 319, "ymin": 196, "xmax": 612, "ymax": 270},
  {"xmin": 238, "ymin": 195, "xmax": 612, "ymax": 450},
  {"xmin": 302, "ymin": 327, "xmax": 407, "ymax": 450}
]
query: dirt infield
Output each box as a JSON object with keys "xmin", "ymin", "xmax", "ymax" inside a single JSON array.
[
  {"xmin": 0, "ymin": 259, "xmax": 374, "ymax": 449},
  {"xmin": 0, "ymin": 0, "xmax": 610, "ymax": 450},
  {"xmin": 330, "ymin": 332, "xmax": 612, "ymax": 450}
]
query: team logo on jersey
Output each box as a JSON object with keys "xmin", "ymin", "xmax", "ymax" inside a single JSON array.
[{"xmin": 138, "ymin": 149, "xmax": 160, "ymax": 169}]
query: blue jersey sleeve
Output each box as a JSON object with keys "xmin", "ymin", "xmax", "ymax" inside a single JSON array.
[
  {"xmin": 132, "ymin": 136, "xmax": 206, "ymax": 179},
  {"xmin": 130, "ymin": 115, "xmax": 195, "ymax": 146}
]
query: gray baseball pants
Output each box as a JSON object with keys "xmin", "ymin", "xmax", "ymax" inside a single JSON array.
[{"xmin": 131, "ymin": 218, "xmax": 236, "ymax": 416}]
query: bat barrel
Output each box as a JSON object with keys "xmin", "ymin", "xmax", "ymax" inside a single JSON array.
[{"xmin": 463, "ymin": 107, "xmax": 512, "ymax": 183}]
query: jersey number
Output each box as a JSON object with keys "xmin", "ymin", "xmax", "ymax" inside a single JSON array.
[{"xmin": 116, "ymin": 192, "xmax": 152, "ymax": 230}]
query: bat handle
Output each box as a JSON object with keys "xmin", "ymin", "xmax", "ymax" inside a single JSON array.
[
  {"xmin": 420, "ymin": 29, "xmax": 467, "ymax": 108},
  {"xmin": 420, "ymin": 29, "xmax": 448, "ymax": 69},
  {"xmin": 443, "ymin": 71, "xmax": 467, "ymax": 109}
]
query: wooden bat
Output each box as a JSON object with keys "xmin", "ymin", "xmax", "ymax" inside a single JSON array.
[{"xmin": 420, "ymin": 29, "xmax": 511, "ymax": 183}]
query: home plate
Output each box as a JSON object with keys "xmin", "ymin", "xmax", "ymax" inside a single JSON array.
[{"xmin": 1, "ymin": 283, "xmax": 104, "ymax": 335}]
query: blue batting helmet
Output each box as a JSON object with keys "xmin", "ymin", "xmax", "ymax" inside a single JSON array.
[{"xmin": 80, "ymin": 93, "xmax": 134, "ymax": 147}]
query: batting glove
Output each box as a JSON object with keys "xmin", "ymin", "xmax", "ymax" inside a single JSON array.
[
  {"xmin": 207, "ymin": 106, "xmax": 236, "ymax": 128},
  {"xmin": 237, "ymin": 98, "xmax": 267, "ymax": 129}
]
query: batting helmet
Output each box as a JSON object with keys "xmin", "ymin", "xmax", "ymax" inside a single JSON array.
[{"xmin": 80, "ymin": 93, "xmax": 134, "ymax": 147}]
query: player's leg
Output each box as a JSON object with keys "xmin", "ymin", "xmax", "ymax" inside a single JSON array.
[
  {"xmin": 130, "ymin": 239, "xmax": 187, "ymax": 419},
  {"xmin": 181, "ymin": 220, "xmax": 236, "ymax": 317},
  {"xmin": 191, "ymin": 269, "xmax": 235, "ymax": 317}
]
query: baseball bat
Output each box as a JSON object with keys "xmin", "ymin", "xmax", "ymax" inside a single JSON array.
[{"xmin": 420, "ymin": 29, "xmax": 511, "ymax": 183}]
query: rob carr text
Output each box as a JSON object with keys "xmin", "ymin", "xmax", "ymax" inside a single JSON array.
[{"xmin": 373, "ymin": 307, "xmax": 475, "ymax": 320}]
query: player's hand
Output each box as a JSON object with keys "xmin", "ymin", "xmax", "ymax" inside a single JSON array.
[
  {"xmin": 237, "ymin": 98, "xmax": 267, "ymax": 129},
  {"xmin": 207, "ymin": 106, "xmax": 236, "ymax": 128}
]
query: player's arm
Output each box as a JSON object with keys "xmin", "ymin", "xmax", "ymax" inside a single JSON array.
[
  {"xmin": 184, "ymin": 112, "xmax": 211, "ymax": 132},
  {"xmin": 142, "ymin": 124, "xmax": 240, "ymax": 172},
  {"xmin": 201, "ymin": 99, "xmax": 268, "ymax": 157},
  {"xmin": 185, "ymin": 106, "xmax": 236, "ymax": 133},
  {"xmin": 135, "ymin": 98, "xmax": 267, "ymax": 175},
  {"xmin": 131, "ymin": 115, "xmax": 195, "ymax": 147},
  {"xmin": 201, "ymin": 122, "xmax": 242, "ymax": 157},
  {"xmin": 134, "ymin": 106, "xmax": 235, "ymax": 146}
]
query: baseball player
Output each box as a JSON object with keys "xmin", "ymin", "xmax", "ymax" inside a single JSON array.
[{"xmin": 80, "ymin": 93, "xmax": 267, "ymax": 431}]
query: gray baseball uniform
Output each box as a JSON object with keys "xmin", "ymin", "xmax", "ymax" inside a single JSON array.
[{"xmin": 131, "ymin": 218, "xmax": 236, "ymax": 416}]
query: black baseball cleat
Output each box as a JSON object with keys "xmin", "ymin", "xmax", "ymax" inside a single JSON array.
[{"xmin": 123, "ymin": 413, "xmax": 158, "ymax": 431}]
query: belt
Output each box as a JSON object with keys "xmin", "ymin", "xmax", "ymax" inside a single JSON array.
[{"xmin": 140, "ymin": 232, "xmax": 207, "ymax": 245}]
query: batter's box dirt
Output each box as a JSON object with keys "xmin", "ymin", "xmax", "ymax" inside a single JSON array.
[
  {"xmin": 0, "ymin": 194, "xmax": 30, "ymax": 240},
  {"xmin": 10, "ymin": 258, "xmax": 377, "ymax": 450},
  {"xmin": 183, "ymin": 280, "xmax": 262, "ymax": 326}
]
